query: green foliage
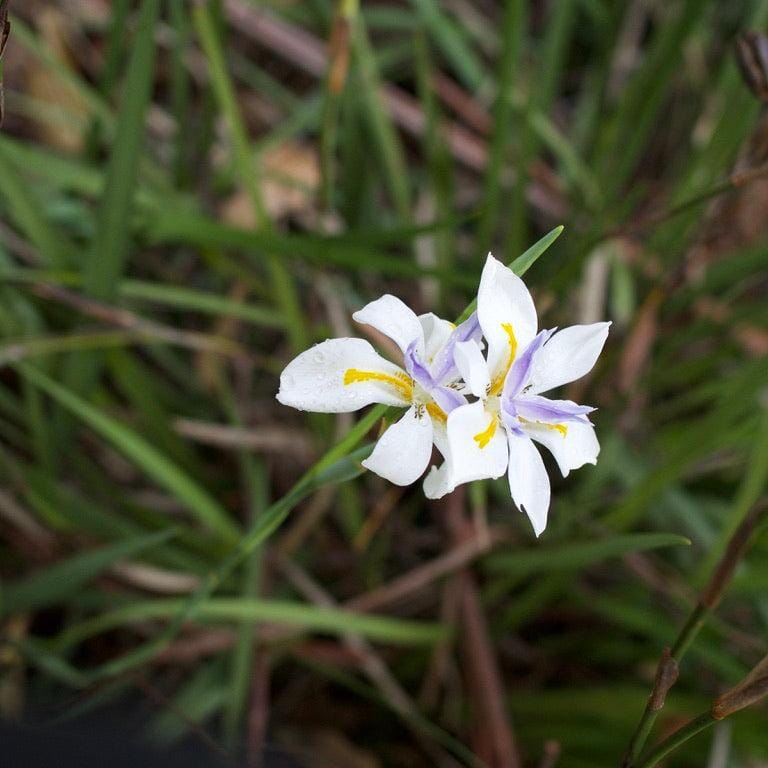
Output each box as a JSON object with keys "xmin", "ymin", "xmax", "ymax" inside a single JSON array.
[{"xmin": 0, "ymin": 2, "xmax": 767, "ymax": 766}]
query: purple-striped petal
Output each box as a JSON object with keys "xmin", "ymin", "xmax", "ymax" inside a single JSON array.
[
  {"xmin": 515, "ymin": 394, "xmax": 594, "ymax": 425},
  {"xmin": 501, "ymin": 414, "xmax": 526, "ymax": 437},
  {"xmin": 432, "ymin": 385, "xmax": 467, "ymax": 415},
  {"xmin": 404, "ymin": 339, "xmax": 436, "ymax": 391},
  {"xmin": 430, "ymin": 312, "xmax": 482, "ymax": 385},
  {"xmin": 502, "ymin": 329, "xmax": 554, "ymax": 403}
]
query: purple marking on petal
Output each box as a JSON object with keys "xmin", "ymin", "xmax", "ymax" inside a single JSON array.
[
  {"xmin": 432, "ymin": 385, "xmax": 467, "ymax": 415},
  {"xmin": 502, "ymin": 329, "xmax": 554, "ymax": 403},
  {"xmin": 515, "ymin": 394, "xmax": 594, "ymax": 424},
  {"xmin": 500, "ymin": 397, "xmax": 518, "ymax": 423},
  {"xmin": 499, "ymin": 408, "xmax": 526, "ymax": 437},
  {"xmin": 430, "ymin": 312, "xmax": 482, "ymax": 385},
  {"xmin": 405, "ymin": 340, "xmax": 435, "ymax": 391}
]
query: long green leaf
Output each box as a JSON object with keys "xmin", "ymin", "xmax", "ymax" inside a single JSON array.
[
  {"xmin": 19, "ymin": 364, "xmax": 240, "ymax": 545},
  {"xmin": 83, "ymin": 0, "xmax": 160, "ymax": 301},
  {"xmin": 55, "ymin": 0, "xmax": 161, "ymax": 445},
  {"xmin": 0, "ymin": 142, "xmax": 74, "ymax": 266},
  {"xmin": 55, "ymin": 597, "xmax": 448, "ymax": 649},
  {"xmin": 485, "ymin": 533, "xmax": 691, "ymax": 575},
  {"xmin": 192, "ymin": 2, "xmax": 307, "ymax": 352},
  {"xmin": 2, "ymin": 529, "xmax": 174, "ymax": 614}
]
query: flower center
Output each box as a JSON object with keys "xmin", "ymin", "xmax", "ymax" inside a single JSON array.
[
  {"xmin": 413, "ymin": 381, "xmax": 447, "ymax": 423},
  {"xmin": 426, "ymin": 402, "xmax": 447, "ymax": 424}
]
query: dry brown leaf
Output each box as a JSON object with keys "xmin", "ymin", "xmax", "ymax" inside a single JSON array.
[
  {"xmin": 220, "ymin": 140, "xmax": 320, "ymax": 226},
  {"xmin": 619, "ymin": 287, "xmax": 664, "ymax": 393},
  {"xmin": 25, "ymin": 8, "xmax": 90, "ymax": 150},
  {"xmin": 310, "ymin": 729, "xmax": 381, "ymax": 768}
]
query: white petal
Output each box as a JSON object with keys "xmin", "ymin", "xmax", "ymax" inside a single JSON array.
[
  {"xmin": 423, "ymin": 461, "xmax": 454, "ymax": 499},
  {"xmin": 431, "ymin": 414, "xmax": 449, "ymax": 457},
  {"xmin": 528, "ymin": 322, "xmax": 610, "ymax": 395},
  {"xmin": 507, "ymin": 433, "xmax": 551, "ymax": 537},
  {"xmin": 362, "ymin": 405, "xmax": 433, "ymax": 485},
  {"xmin": 420, "ymin": 313, "xmax": 455, "ymax": 364},
  {"xmin": 423, "ymin": 419, "xmax": 454, "ymax": 499},
  {"xmin": 523, "ymin": 420, "xmax": 599, "ymax": 478},
  {"xmin": 277, "ymin": 338, "xmax": 411, "ymax": 413},
  {"xmin": 454, "ymin": 341, "xmax": 490, "ymax": 398},
  {"xmin": 353, "ymin": 295, "xmax": 426, "ymax": 357},
  {"xmin": 477, "ymin": 254, "xmax": 538, "ymax": 389},
  {"xmin": 444, "ymin": 400, "xmax": 508, "ymax": 489}
]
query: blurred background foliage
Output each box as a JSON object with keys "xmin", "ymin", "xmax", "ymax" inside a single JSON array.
[{"xmin": 0, "ymin": 1, "xmax": 767, "ymax": 766}]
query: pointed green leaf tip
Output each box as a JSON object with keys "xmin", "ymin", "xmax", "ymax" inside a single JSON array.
[
  {"xmin": 510, "ymin": 224, "xmax": 564, "ymax": 277},
  {"xmin": 456, "ymin": 225, "xmax": 564, "ymax": 324}
]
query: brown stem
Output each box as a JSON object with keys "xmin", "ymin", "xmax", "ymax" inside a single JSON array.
[
  {"xmin": 274, "ymin": 555, "xmax": 462, "ymax": 767},
  {"xmin": 621, "ymin": 506, "xmax": 763, "ymax": 766},
  {"xmin": 443, "ymin": 488, "xmax": 522, "ymax": 768}
]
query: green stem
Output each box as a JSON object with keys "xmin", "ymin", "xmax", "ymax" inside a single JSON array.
[
  {"xmin": 553, "ymin": 163, "xmax": 768, "ymax": 294},
  {"xmin": 624, "ymin": 430, "xmax": 768, "ymax": 766},
  {"xmin": 221, "ymin": 385, "xmax": 267, "ymax": 748},
  {"xmin": 476, "ymin": 0, "xmax": 524, "ymax": 255},
  {"xmin": 192, "ymin": 3, "xmax": 308, "ymax": 352},
  {"xmin": 622, "ymin": 599, "xmax": 714, "ymax": 765},
  {"xmin": 319, "ymin": 0, "xmax": 358, "ymax": 209},
  {"xmin": 670, "ymin": 602, "xmax": 710, "ymax": 659},
  {"xmin": 634, "ymin": 712, "xmax": 717, "ymax": 768},
  {"xmin": 352, "ymin": 15, "xmax": 411, "ymax": 220}
]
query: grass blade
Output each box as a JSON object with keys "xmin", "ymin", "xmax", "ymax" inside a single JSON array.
[
  {"xmin": 485, "ymin": 533, "xmax": 691, "ymax": 575},
  {"xmin": 82, "ymin": 0, "xmax": 161, "ymax": 303},
  {"xmin": 3, "ymin": 528, "xmax": 174, "ymax": 614},
  {"xmin": 56, "ymin": 597, "xmax": 448, "ymax": 649},
  {"xmin": 19, "ymin": 364, "xmax": 240, "ymax": 545},
  {"xmin": 192, "ymin": 2, "xmax": 307, "ymax": 351}
]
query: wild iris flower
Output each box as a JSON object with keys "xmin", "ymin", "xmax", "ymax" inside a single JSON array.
[
  {"xmin": 425, "ymin": 256, "xmax": 610, "ymax": 535},
  {"xmin": 277, "ymin": 294, "xmax": 481, "ymax": 486},
  {"xmin": 277, "ymin": 252, "xmax": 609, "ymax": 536}
]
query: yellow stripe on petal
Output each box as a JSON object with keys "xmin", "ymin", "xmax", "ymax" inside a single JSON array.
[
  {"xmin": 473, "ymin": 415, "xmax": 498, "ymax": 449},
  {"xmin": 520, "ymin": 416, "xmax": 568, "ymax": 438},
  {"xmin": 344, "ymin": 368, "xmax": 413, "ymax": 400},
  {"xmin": 489, "ymin": 322, "xmax": 517, "ymax": 395},
  {"xmin": 426, "ymin": 402, "xmax": 447, "ymax": 424}
]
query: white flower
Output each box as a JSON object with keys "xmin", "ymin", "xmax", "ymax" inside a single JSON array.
[
  {"xmin": 424, "ymin": 254, "xmax": 610, "ymax": 537},
  {"xmin": 277, "ymin": 294, "xmax": 481, "ymax": 486}
]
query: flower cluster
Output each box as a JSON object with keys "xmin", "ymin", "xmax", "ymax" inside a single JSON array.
[{"xmin": 277, "ymin": 254, "xmax": 610, "ymax": 536}]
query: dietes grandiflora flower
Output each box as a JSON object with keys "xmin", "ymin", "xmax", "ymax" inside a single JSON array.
[
  {"xmin": 277, "ymin": 294, "xmax": 481, "ymax": 486},
  {"xmin": 423, "ymin": 254, "xmax": 610, "ymax": 537}
]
